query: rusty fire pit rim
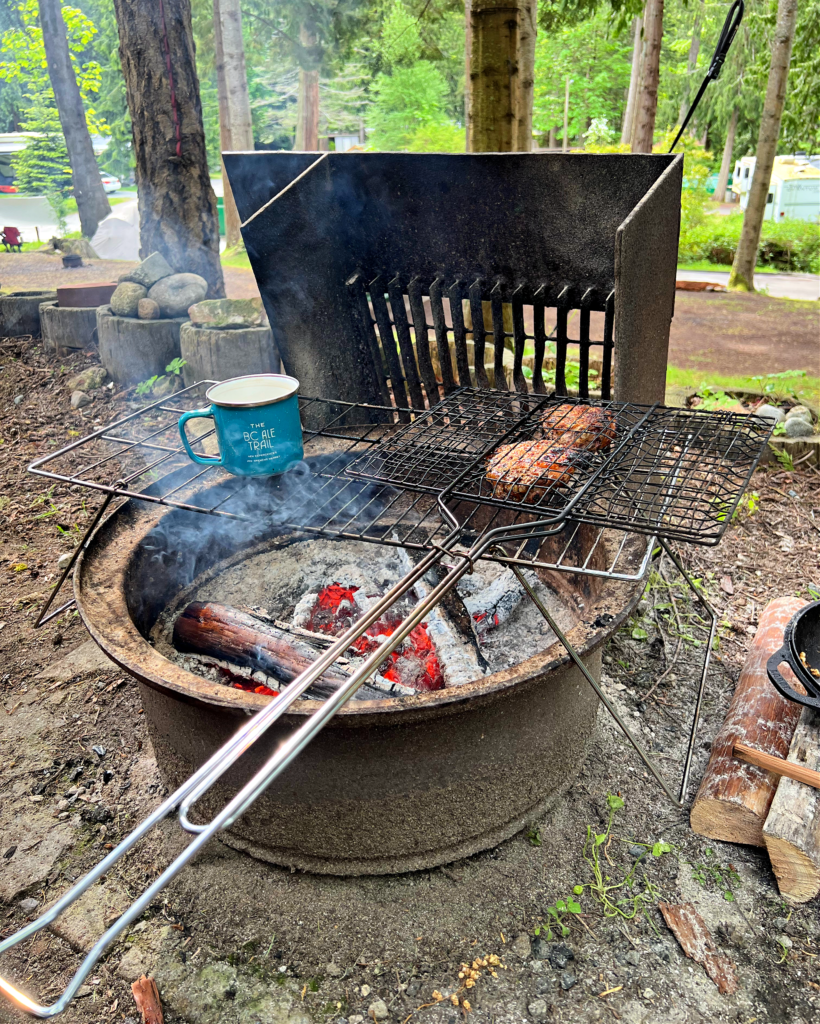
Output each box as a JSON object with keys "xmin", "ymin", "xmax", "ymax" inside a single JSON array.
[{"xmin": 74, "ymin": 493, "xmax": 643, "ymax": 721}]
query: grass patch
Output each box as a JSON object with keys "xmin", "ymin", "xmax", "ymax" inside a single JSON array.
[
  {"xmin": 679, "ymin": 210, "xmax": 820, "ymax": 274},
  {"xmin": 220, "ymin": 246, "xmax": 251, "ymax": 270},
  {"xmin": 666, "ymin": 366, "xmax": 820, "ymax": 410},
  {"xmin": 677, "ymin": 260, "xmax": 780, "ymax": 274}
]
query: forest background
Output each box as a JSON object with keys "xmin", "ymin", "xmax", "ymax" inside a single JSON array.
[{"xmin": 0, "ymin": 0, "xmax": 817, "ymax": 271}]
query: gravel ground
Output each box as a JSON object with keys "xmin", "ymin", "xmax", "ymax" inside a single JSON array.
[{"xmin": 0, "ymin": 335, "xmax": 819, "ymax": 1024}]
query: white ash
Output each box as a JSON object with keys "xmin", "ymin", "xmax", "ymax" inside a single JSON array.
[{"xmin": 154, "ymin": 538, "xmax": 580, "ymax": 688}]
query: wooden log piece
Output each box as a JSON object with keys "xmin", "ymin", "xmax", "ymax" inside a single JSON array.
[
  {"xmin": 173, "ymin": 602, "xmax": 406, "ymax": 699},
  {"xmin": 179, "ymin": 321, "xmax": 279, "ymax": 388},
  {"xmin": 762, "ymin": 708, "xmax": 820, "ymax": 903},
  {"xmin": 658, "ymin": 903, "xmax": 738, "ymax": 994},
  {"xmin": 97, "ymin": 305, "xmax": 185, "ymax": 385},
  {"xmin": 690, "ymin": 596, "xmax": 806, "ymax": 846}
]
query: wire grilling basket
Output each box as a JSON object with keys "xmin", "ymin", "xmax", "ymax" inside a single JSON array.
[{"xmin": 2, "ymin": 380, "xmax": 772, "ymax": 1019}]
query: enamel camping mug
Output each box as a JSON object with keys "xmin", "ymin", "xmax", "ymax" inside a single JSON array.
[{"xmin": 178, "ymin": 374, "xmax": 304, "ymax": 476}]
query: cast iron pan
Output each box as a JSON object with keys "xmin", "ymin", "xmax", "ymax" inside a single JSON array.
[{"xmin": 767, "ymin": 600, "xmax": 820, "ymax": 711}]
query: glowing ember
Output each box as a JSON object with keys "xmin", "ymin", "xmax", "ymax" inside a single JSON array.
[{"xmin": 306, "ymin": 583, "xmax": 444, "ymax": 691}]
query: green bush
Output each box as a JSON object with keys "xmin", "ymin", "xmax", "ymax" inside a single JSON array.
[{"xmin": 679, "ymin": 210, "xmax": 820, "ymax": 273}]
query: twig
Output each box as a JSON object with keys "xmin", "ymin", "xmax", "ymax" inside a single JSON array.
[{"xmin": 644, "ymin": 560, "xmax": 684, "ymax": 703}]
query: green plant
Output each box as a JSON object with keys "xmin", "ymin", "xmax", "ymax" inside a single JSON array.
[
  {"xmin": 769, "ymin": 444, "xmax": 796, "ymax": 473},
  {"xmin": 166, "ymin": 357, "xmax": 187, "ymax": 376},
  {"xmin": 689, "ymin": 847, "xmax": 742, "ymax": 902},
  {"xmin": 526, "ymin": 827, "xmax": 542, "ymax": 847},
  {"xmin": 534, "ymin": 895, "xmax": 582, "ymax": 941},
  {"xmin": 134, "ymin": 375, "xmax": 159, "ymax": 397}
]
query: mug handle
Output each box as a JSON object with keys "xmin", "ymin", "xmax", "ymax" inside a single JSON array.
[{"xmin": 179, "ymin": 407, "xmax": 222, "ymax": 466}]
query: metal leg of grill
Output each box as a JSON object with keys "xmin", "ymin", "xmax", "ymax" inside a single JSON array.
[
  {"xmin": 510, "ymin": 539, "xmax": 716, "ymax": 809},
  {"xmin": 33, "ymin": 490, "xmax": 120, "ymax": 629}
]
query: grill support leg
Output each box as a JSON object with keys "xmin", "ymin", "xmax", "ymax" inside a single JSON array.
[{"xmin": 510, "ymin": 537, "xmax": 716, "ymax": 809}]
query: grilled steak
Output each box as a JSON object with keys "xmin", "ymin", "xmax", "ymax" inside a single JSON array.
[
  {"xmin": 538, "ymin": 404, "xmax": 616, "ymax": 450},
  {"xmin": 485, "ymin": 440, "xmax": 576, "ymax": 503}
]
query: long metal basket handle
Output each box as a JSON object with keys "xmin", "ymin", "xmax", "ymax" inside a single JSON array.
[{"xmin": 0, "ymin": 537, "xmax": 467, "ymax": 1018}]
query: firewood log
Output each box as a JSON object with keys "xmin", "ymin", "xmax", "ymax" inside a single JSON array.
[
  {"xmin": 762, "ymin": 708, "xmax": 820, "ymax": 903},
  {"xmin": 690, "ymin": 597, "xmax": 806, "ymax": 846},
  {"xmin": 131, "ymin": 975, "xmax": 163, "ymax": 1024},
  {"xmin": 173, "ymin": 602, "xmax": 406, "ymax": 699}
]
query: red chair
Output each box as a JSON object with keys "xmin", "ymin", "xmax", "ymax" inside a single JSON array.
[{"xmin": 2, "ymin": 226, "xmax": 23, "ymax": 252}]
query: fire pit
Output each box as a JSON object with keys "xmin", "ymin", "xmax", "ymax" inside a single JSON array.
[{"xmin": 75, "ymin": 465, "xmax": 645, "ymax": 874}]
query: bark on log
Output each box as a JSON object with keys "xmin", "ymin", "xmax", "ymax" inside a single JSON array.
[
  {"xmin": 111, "ymin": 0, "xmax": 225, "ymax": 297},
  {"xmin": 40, "ymin": 301, "xmax": 98, "ymax": 353},
  {"xmin": 173, "ymin": 602, "xmax": 401, "ymax": 699},
  {"xmin": 690, "ymin": 597, "xmax": 806, "ymax": 846},
  {"xmin": 180, "ymin": 322, "xmax": 278, "ymax": 387},
  {"xmin": 762, "ymin": 709, "xmax": 820, "ymax": 903},
  {"xmin": 658, "ymin": 903, "xmax": 738, "ymax": 994},
  {"xmin": 131, "ymin": 974, "xmax": 163, "ymax": 1024}
]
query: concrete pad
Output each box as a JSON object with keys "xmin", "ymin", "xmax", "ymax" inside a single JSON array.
[{"xmin": 0, "ymin": 821, "xmax": 72, "ymax": 902}]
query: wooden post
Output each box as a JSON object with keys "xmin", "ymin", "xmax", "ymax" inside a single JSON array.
[
  {"xmin": 690, "ymin": 597, "xmax": 806, "ymax": 846},
  {"xmin": 469, "ymin": 0, "xmax": 535, "ymax": 153},
  {"xmin": 763, "ymin": 709, "xmax": 820, "ymax": 903}
]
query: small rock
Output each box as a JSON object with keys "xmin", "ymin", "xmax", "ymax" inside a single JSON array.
[
  {"xmin": 368, "ymin": 999, "xmax": 389, "ymax": 1020},
  {"xmin": 348, "ymin": 1016, "xmax": 364, "ymax": 1024},
  {"xmin": 18, "ymin": 897, "xmax": 39, "ymax": 913},
  {"xmin": 325, "ymin": 962, "xmax": 343, "ymax": 977},
  {"xmin": 188, "ymin": 297, "xmax": 267, "ymax": 329},
  {"xmin": 626, "ymin": 950, "xmax": 642, "ymax": 966},
  {"xmin": 137, "ymin": 298, "xmax": 161, "ymax": 320},
  {"xmin": 92, "ymin": 745, "xmax": 106, "ymax": 758},
  {"xmin": 80, "ymin": 804, "xmax": 112, "ymax": 824},
  {"xmin": 148, "ymin": 273, "xmax": 207, "ymax": 318},
  {"xmin": 786, "ymin": 405, "xmax": 812, "ymax": 423},
  {"xmin": 531, "ymin": 937, "xmax": 549, "ymax": 960},
  {"xmin": 756, "ymin": 403, "xmax": 785, "ymax": 424},
  {"xmin": 528, "ymin": 998, "xmax": 549, "ymax": 1020},
  {"xmin": 360, "ymin": 984, "xmax": 371, "ymax": 997},
  {"xmin": 13, "ymin": 394, "xmax": 23, "ymax": 405},
  {"xmin": 560, "ymin": 971, "xmax": 577, "ymax": 990},
  {"xmin": 511, "ymin": 932, "xmax": 532, "ymax": 959},
  {"xmin": 57, "ymin": 798, "xmax": 70, "ymax": 810},
  {"xmin": 628, "ymin": 844, "xmax": 645, "ymax": 858},
  {"xmin": 57, "ymin": 551, "xmax": 73, "ymax": 570},
  {"xmin": 76, "ymin": 985, "xmax": 92, "ymax": 998},
  {"xmin": 651, "ymin": 941, "xmax": 670, "ymax": 962},
  {"xmin": 66, "ymin": 366, "xmax": 107, "ymax": 393},
  {"xmin": 122, "ymin": 251, "xmax": 174, "ymax": 289},
  {"xmin": 643, "ymin": 988, "xmax": 656, "ymax": 999},
  {"xmin": 110, "ymin": 282, "xmax": 147, "ymax": 318},
  {"xmin": 547, "ymin": 944, "xmax": 574, "ymax": 970},
  {"xmin": 784, "ymin": 416, "xmax": 814, "ymax": 438},
  {"xmin": 71, "ymin": 390, "xmax": 91, "ymax": 409},
  {"xmin": 779, "ymin": 934, "xmax": 793, "ymax": 949}
]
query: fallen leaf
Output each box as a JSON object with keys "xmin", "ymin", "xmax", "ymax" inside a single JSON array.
[{"xmin": 719, "ymin": 576, "xmax": 734, "ymax": 596}]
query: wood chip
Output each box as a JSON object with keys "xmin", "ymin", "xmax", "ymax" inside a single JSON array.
[
  {"xmin": 659, "ymin": 903, "xmax": 738, "ymax": 994},
  {"xmin": 131, "ymin": 974, "xmax": 163, "ymax": 1024}
]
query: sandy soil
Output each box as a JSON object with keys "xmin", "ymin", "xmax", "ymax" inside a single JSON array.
[{"xmin": 0, "ymin": 335, "xmax": 819, "ymax": 1024}]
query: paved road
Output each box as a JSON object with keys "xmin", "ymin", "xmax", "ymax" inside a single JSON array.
[{"xmin": 676, "ymin": 269, "xmax": 819, "ymax": 301}]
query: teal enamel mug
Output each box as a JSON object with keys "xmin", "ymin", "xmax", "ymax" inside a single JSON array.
[{"xmin": 178, "ymin": 374, "xmax": 304, "ymax": 476}]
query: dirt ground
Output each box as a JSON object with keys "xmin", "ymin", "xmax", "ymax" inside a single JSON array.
[
  {"xmin": 1, "ymin": 335, "xmax": 820, "ymax": 1024},
  {"xmin": 0, "ymin": 253, "xmax": 260, "ymax": 302}
]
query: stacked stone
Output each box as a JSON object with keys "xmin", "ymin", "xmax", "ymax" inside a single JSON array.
[{"xmin": 109, "ymin": 252, "xmax": 208, "ymax": 320}]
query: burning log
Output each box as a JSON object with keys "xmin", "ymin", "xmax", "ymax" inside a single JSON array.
[
  {"xmin": 173, "ymin": 602, "xmax": 412, "ymax": 699},
  {"xmin": 690, "ymin": 597, "xmax": 806, "ymax": 846}
]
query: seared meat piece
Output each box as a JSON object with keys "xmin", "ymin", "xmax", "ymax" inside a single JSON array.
[
  {"xmin": 538, "ymin": 404, "xmax": 616, "ymax": 451},
  {"xmin": 485, "ymin": 440, "xmax": 575, "ymax": 503}
]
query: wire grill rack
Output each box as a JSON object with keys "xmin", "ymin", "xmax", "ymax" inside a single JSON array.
[
  {"xmin": 574, "ymin": 406, "xmax": 773, "ymax": 545},
  {"xmin": 346, "ymin": 390, "xmax": 656, "ymax": 522},
  {"xmin": 27, "ymin": 383, "xmax": 653, "ymax": 581}
]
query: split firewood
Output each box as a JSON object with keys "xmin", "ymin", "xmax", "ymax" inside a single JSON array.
[
  {"xmin": 762, "ymin": 709, "xmax": 820, "ymax": 903},
  {"xmin": 131, "ymin": 974, "xmax": 163, "ymax": 1024},
  {"xmin": 658, "ymin": 903, "xmax": 738, "ymax": 994},
  {"xmin": 173, "ymin": 602, "xmax": 413, "ymax": 698},
  {"xmin": 690, "ymin": 597, "xmax": 806, "ymax": 846}
]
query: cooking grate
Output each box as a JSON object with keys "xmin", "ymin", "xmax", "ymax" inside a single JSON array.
[
  {"xmin": 573, "ymin": 406, "xmax": 773, "ymax": 545},
  {"xmin": 346, "ymin": 389, "xmax": 655, "ymax": 520}
]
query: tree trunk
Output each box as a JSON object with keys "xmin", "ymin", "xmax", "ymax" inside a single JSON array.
[
  {"xmin": 548, "ymin": 126, "xmax": 556, "ymax": 149},
  {"xmin": 631, "ymin": 0, "xmax": 663, "ymax": 153},
  {"xmin": 112, "ymin": 0, "xmax": 224, "ymax": 296},
  {"xmin": 216, "ymin": 0, "xmax": 253, "ymax": 247},
  {"xmin": 678, "ymin": 11, "xmax": 702, "ymax": 124},
  {"xmin": 469, "ymin": 0, "xmax": 536, "ymax": 153},
  {"xmin": 214, "ymin": 0, "xmax": 239, "ymax": 247},
  {"xmin": 621, "ymin": 15, "xmax": 643, "ymax": 145},
  {"xmin": 465, "ymin": 0, "xmax": 473, "ymax": 150},
  {"xmin": 294, "ymin": 23, "xmax": 320, "ymax": 150},
  {"xmin": 729, "ymin": 0, "xmax": 797, "ymax": 291},
  {"xmin": 714, "ymin": 109, "xmax": 737, "ymax": 202},
  {"xmin": 39, "ymin": 0, "xmax": 111, "ymax": 238},
  {"xmin": 562, "ymin": 75, "xmax": 570, "ymax": 151}
]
